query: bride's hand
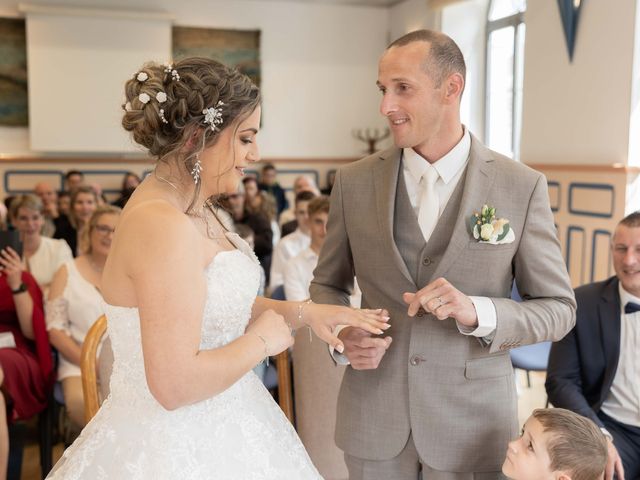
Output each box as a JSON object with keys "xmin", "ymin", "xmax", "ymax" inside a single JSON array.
[
  {"xmin": 302, "ymin": 303, "xmax": 390, "ymax": 353},
  {"xmin": 246, "ymin": 309, "xmax": 294, "ymax": 357}
]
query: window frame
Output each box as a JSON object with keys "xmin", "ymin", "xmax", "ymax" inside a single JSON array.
[{"xmin": 485, "ymin": 1, "xmax": 525, "ymax": 159}]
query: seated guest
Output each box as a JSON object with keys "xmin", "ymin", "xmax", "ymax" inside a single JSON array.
[
  {"xmin": 283, "ymin": 195, "xmax": 349, "ymax": 480},
  {"xmin": 54, "ymin": 186, "xmax": 98, "ymax": 256},
  {"xmin": 244, "ymin": 176, "xmax": 280, "ymax": 246},
  {"xmin": 258, "ymin": 163, "xmax": 288, "ymax": 218},
  {"xmin": 502, "ymin": 408, "xmax": 607, "ymax": 480},
  {"xmin": 64, "ymin": 170, "xmax": 84, "ymax": 192},
  {"xmin": 546, "ymin": 211, "xmax": 640, "ymax": 480},
  {"xmin": 320, "ymin": 170, "xmax": 336, "ymax": 196},
  {"xmin": 90, "ymin": 183, "xmax": 108, "ymax": 207},
  {"xmin": 269, "ymin": 190, "xmax": 316, "ymax": 290},
  {"xmin": 57, "ymin": 191, "xmax": 71, "ymax": 218},
  {"xmin": 227, "ymin": 184, "xmax": 273, "ymax": 279},
  {"xmin": 34, "ymin": 182, "xmax": 65, "ymax": 238},
  {"xmin": 46, "ymin": 205, "xmax": 120, "ymax": 431},
  {"xmin": 280, "ymin": 175, "xmax": 321, "ymax": 234},
  {"xmin": 9, "ymin": 195, "xmax": 73, "ymax": 296},
  {"xmin": 112, "ymin": 172, "xmax": 141, "ymax": 208},
  {"xmin": 0, "ymin": 249, "xmax": 54, "ymax": 478}
]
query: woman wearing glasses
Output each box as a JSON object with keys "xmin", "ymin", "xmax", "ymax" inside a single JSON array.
[{"xmin": 46, "ymin": 205, "xmax": 121, "ymax": 432}]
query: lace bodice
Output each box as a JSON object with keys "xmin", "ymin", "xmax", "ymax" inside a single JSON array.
[
  {"xmin": 106, "ymin": 246, "xmax": 260, "ymax": 407},
  {"xmin": 47, "ymin": 233, "xmax": 321, "ymax": 479}
]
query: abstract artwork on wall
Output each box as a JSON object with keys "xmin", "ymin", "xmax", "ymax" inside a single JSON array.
[
  {"xmin": 0, "ymin": 18, "xmax": 28, "ymax": 126},
  {"xmin": 172, "ymin": 27, "xmax": 260, "ymax": 87}
]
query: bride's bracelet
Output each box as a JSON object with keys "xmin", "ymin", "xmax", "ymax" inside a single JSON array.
[
  {"xmin": 253, "ymin": 333, "xmax": 269, "ymax": 365},
  {"xmin": 297, "ymin": 299, "xmax": 313, "ymax": 342}
]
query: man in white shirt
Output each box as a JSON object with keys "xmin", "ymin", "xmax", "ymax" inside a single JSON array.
[
  {"xmin": 547, "ymin": 212, "xmax": 640, "ymax": 480},
  {"xmin": 310, "ymin": 29, "xmax": 575, "ymax": 480},
  {"xmin": 269, "ymin": 190, "xmax": 316, "ymax": 291},
  {"xmin": 284, "ymin": 195, "xmax": 351, "ymax": 480},
  {"xmin": 279, "ymin": 175, "xmax": 321, "ymax": 230}
]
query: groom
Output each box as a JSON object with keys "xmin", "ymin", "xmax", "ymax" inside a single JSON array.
[{"xmin": 310, "ymin": 30, "xmax": 576, "ymax": 479}]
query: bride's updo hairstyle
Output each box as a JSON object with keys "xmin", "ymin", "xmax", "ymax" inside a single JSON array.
[{"xmin": 122, "ymin": 57, "xmax": 260, "ymax": 211}]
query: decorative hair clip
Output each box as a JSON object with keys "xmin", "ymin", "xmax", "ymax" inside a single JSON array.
[
  {"xmin": 159, "ymin": 108, "xmax": 168, "ymax": 124},
  {"xmin": 138, "ymin": 93, "xmax": 150, "ymax": 104},
  {"xmin": 136, "ymin": 72, "xmax": 149, "ymax": 82},
  {"xmin": 124, "ymin": 102, "xmax": 132, "ymax": 112},
  {"xmin": 164, "ymin": 63, "xmax": 180, "ymax": 81},
  {"xmin": 156, "ymin": 92, "xmax": 167, "ymax": 103},
  {"xmin": 202, "ymin": 101, "xmax": 224, "ymax": 131}
]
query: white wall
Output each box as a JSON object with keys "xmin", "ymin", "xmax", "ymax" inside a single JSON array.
[
  {"xmin": 389, "ymin": 0, "xmax": 438, "ymax": 43},
  {"xmin": 520, "ymin": 0, "xmax": 637, "ymax": 165},
  {"xmin": 0, "ymin": 0, "xmax": 389, "ymax": 158},
  {"xmin": 440, "ymin": 0, "xmax": 487, "ymax": 138}
]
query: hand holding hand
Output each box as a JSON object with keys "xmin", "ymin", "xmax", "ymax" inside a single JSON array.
[
  {"xmin": 338, "ymin": 326, "xmax": 392, "ymax": 370},
  {"xmin": 246, "ymin": 309, "xmax": 294, "ymax": 357},
  {"xmin": 604, "ymin": 437, "xmax": 624, "ymax": 480},
  {"xmin": 303, "ymin": 303, "xmax": 390, "ymax": 354},
  {"xmin": 0, "ymin": 247, "xmax": 25, "ymax": 291},
  {"xmin": 403, "ymin": 277, "xmax": 478, "ymax": 328}
]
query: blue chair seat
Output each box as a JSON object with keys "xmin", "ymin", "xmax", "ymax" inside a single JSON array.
[{"xmin": 509, "ymin": 341, "xmax": 552, "ymax": 371}]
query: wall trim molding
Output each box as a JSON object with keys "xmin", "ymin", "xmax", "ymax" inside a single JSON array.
[
  {"xmin": 527, "ymin": 163, "xmax": 640, "ymax": 173},
  {"xmin": 0, "ymin": 156, "xmax": 357, "ymax": 165}
]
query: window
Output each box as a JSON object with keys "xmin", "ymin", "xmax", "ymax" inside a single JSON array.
[{"xmin": 485, "ymin": 0, "xmax": 526, "ymax": 159}]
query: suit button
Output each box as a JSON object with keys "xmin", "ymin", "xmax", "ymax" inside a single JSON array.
[
  {"xmin": 410, "ymin": 355, "xmax": 424, "ymax": 366},
  {"xmin": 422, "ymin": 257, "xmax": 432, "ymax": 266}
]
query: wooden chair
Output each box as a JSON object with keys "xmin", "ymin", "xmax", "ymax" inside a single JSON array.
[
  {"xmin": 80, "ymin": 314, "xmax": 107, "ymax": 424},
  {"xmin": 275, "ymin": 350, "xmax": 294, "ymax": 423},
  {"xmin": 79, "ymin": 314, "xmax": 295, "ymax": 424}
]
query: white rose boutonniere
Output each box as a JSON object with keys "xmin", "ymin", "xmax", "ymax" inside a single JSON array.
[{"xmin": 470, "ymin": 204, "xmax": 515, "ymax": 245}]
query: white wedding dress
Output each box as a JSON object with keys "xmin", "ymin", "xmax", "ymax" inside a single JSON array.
[{"xmin": 47, "ymin": 234, "xmax": 322, "ymax": 479}]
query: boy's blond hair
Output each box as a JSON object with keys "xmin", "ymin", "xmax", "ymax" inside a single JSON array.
[{"xmin": 532, "ymin": 408, "xmax": 607, "ymax": 480}]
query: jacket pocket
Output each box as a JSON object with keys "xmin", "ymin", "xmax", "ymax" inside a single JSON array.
[{"xmin": 465, "ymin": 354, "xmax": 513, "ymax": 380}]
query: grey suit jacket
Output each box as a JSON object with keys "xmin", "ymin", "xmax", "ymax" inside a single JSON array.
[{"xmin": 309, "ymin": 136, "xmax": 576, "ymax": 472}]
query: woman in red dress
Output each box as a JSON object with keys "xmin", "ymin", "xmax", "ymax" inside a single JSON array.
[{"xmin": 0, "ymin": 246, "xmax": 54, "ymax": 478}]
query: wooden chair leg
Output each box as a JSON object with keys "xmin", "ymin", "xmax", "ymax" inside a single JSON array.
[{"xmin": 526, "ymin": 370, "xmax": 531, "ymax": 388}]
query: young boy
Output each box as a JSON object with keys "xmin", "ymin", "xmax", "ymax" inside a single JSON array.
[{"xmin": 503, "ymin": 408, "xmax": 608, "ymax": 480}]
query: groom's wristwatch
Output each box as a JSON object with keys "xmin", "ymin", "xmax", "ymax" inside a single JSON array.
[{"xmin": 10, "ymin": 283, "xmax": 28, "ymax": 295}]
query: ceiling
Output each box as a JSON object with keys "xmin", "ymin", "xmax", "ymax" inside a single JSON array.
[{"xmin": 254, "ymin": 0, "xmax": 405, "ymax": 6}]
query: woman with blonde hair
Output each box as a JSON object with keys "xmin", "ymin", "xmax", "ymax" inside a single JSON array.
[
  {"xmin": 53, "ymin": 185, "xmax": 98, "ymax": 255},
  {"xmin": 8, "ymin": 195, "xmax": 72, "ymax": 295},
  {"xmin": 46, "ymin": 57, "xmax": 388, "ymax": 478},
  {"xmin": 46, "ymin": 205, "xmax": 121, "ymax": 431}
]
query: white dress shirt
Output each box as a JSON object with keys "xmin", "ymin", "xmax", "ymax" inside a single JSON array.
[
  {"xmin": 403, "ymin": 128, "xmax": 497, "ymax": 338},
  {"xmin": 600, "ymin": 284, "xmax": 640, "ymax": 427},
  {"xmin": 269, "ymin": 228, "xmax": 310, "ymax": 289},
  {"xmin": 285, "ymin": 247, "xmax": 361, "ymax": 307}
]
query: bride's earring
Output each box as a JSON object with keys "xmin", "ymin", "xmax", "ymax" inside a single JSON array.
[{"xmin": 191, "ymin": 156, "xmax": 203, "ymax": 184}]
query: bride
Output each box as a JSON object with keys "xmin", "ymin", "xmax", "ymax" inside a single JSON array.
[{"xmin": 46, "ymin": 57, "xmax": 389, "ymax": 479}]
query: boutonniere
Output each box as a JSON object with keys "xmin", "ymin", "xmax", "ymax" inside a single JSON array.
[{"xmin": 470, "ymin": 204, "xmax": 515, "ymax": 244}]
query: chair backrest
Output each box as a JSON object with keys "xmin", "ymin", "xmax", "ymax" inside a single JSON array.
[
  {"xmin": 80, "ymin": 314, "xmax": 107, "ymax": 424},
  {"xmin": 270, "ymin": 284, "xmax": 286, "ymax": 301}
]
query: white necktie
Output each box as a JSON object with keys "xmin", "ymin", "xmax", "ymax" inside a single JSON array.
[{"xmin": 417, "ymin": 166, "xmax": 440, "ymax": 242}]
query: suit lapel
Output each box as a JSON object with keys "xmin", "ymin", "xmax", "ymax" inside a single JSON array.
[
  {"xmin": 599, "ymin": 278, "xmax": 621, "ymax": 398},
  {"xmin": 373, "ymin": 148, "xmax": 414, "ymax": 286},
  {"xmin": 430, "ymin": 135, "xmax": 496, "ymax": 280}
]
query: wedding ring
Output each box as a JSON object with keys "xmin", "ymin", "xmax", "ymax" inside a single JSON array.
[{"xmin": 437, "ymin": 296, "xmax": 444, "ymax": 306}]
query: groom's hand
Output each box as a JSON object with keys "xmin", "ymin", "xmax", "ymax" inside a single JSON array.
[
  {"xmin": 403, "ymin": 277, "xmax": 478, "ymax": 328},
  {"xmin": 338, "ymin": 327, "xmax": 392, "ymax": 370}
]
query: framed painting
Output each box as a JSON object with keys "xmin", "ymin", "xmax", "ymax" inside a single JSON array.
[
  {"xmin": 0, "ymin": 18, "xmax": 28, "ymax": 126},
  {"xmin": 172, "ymin": 27, "xmax": 260, "ymax": 87}
]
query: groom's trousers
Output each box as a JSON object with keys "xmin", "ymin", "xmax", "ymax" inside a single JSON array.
[{"xmin": 344, "ymin": 433, "xmax": 505, "ymax": 480}]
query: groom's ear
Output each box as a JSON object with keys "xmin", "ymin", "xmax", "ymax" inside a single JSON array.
[{"xmin": 554, "ymin": 471, "xmax": 572, "ymax": 480}]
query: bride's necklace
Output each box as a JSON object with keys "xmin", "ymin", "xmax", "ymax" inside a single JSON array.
[{"xmin": 154, "ymin": 170, "xmax": 228, "ymax": 242}]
